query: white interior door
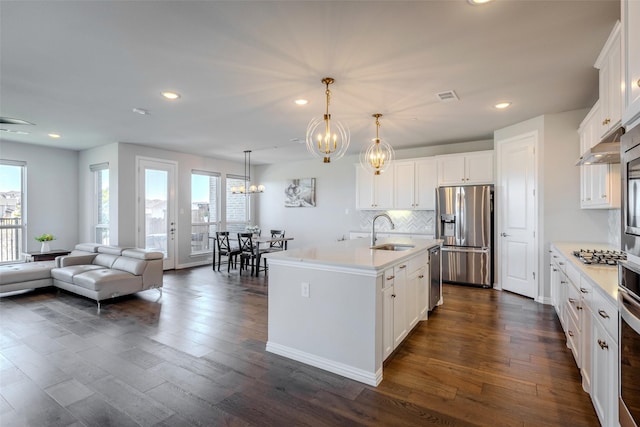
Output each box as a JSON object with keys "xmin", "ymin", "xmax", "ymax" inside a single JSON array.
[
  {"xmin": 497, "ymin": 133, "xmax": 537, "ymax": 299},
  {"xmin": 137, "ymin": 157, "xmax": 177, "ymax": 270}
]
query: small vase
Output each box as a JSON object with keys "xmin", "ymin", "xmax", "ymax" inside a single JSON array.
[{"xmin": 41, "ymin": 242, "xmax": 50, "ymax": 253}]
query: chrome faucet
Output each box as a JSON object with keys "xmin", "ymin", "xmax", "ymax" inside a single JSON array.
[{"xmin": 371, "ymin": 213, "xmax": 395, "ymax": 246}]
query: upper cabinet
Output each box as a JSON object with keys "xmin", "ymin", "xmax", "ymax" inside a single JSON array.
[
  {"xmin": 436, "ymin": 151, "xmax": 494, "ymax": 186},
  {"xmin": 394, "ymin": 158, "xmax": 437, "ymax": 210},
  {"xmin": 355, "ymin": 164, "xmax": 394, "ymax": 210},
  {"xmin": 578, "ymin": 102, "xmax": 620, "ymax": 209},
  {"xmin": 595, "ymin": 21, "xmax": 622, "ymax": 138},
  {"xmin": 622, "ymin": 0, "xmax": 640, "ymax": 129}
]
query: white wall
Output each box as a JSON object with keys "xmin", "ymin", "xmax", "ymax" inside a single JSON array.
[{"xmin": 1, "ymin": 141, "xmax": 79, "ymax": 252}]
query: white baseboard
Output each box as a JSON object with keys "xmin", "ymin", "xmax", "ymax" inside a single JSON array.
[
  {"xmin": 265, "ymin": 341, "xmax": 382, "ymax": 387},
  {"xmin": 536, "ymin": 295, "xmax": 552, "ymax": 305}
]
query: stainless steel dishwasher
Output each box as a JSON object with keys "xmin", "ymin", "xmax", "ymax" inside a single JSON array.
[{"xmin": 428, "ymin": 246, "xmax": 441, "ymax": 311}]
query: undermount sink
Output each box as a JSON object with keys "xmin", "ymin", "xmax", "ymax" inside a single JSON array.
[{"xmin": 371, "ymin": 243, "xmax": 415, "ymax": 251}]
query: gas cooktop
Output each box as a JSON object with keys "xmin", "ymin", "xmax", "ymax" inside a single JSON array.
[{"xmin": 572, "ymin": 249, "xmax": 627, "ymax": 265}]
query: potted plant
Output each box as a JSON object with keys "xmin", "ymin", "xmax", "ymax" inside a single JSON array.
[{"xmin": 35, "ymin": 233, "xmax": 55, "ymax": 252}]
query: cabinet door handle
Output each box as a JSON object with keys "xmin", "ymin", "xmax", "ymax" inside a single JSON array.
[
  {"xmin": 399, "ymin": 265, "xmax": 407, "ymax": 269},
  {"xmin": 559, "ymin": 262, "xmax": 565, "ymax": 266},
  {"xmin": 568, "ymin": 298, "xmax": 576, "ymax": 304},
  {"xmin": 598, "ymin": 309, "xmax": 609, "ymax": 319},
  {"xmin": 418, "ymin": 275, "xmax": 424, "ymax": 279},
  {"xmin": 577, "ymin": 305, "xmax": 583, "ymax": 310},
  {"xmin": 553, "ymin": 268, "xmax": 558, "ymax": 272},
  {"xmin": 580, "ymin": 288, "xmax": 588, "ymax": 293},
  {"xmin": 568, "ymin": 330, "xmax": 574, "ymax": 337},
  {"xmin": 597, "ymin": 339, "xmax": 608, "ymax": 350},
  {"xmin": 387, "ymin": 276, "xmax": 395, "ymax": 280},
  {"xmin": 391, "ymin": 294, "xmax": 396, "ymax": 298},
  {"xmin": 560, "ymin": 280, "xmax": 567, "ymax": 284}
]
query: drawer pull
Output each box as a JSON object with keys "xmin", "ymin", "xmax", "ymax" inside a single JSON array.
[
  {"xmin": 597, "ymin": 339, "xmax": 608, "ymax": 350},
  {"xmin": 568, "ymin": 330, "xmax": 574, "ymax": 337},
  {"xmin": 391, "ymin": 294, "xmax": 396, "ymax": 298},
  {"xmin": 561, "ymin": 280, "xmax": 567, "ymax": 284},
  {"xmin": 577, "ymin": 305, "xmax": 583, "ymax": 310},
  {"xmin": 568, "ymin": 298, "xmax": 576, "ymax": 304},
  {"xmin": 580, "ymin": 288, "xmax": 588, "ymax": 294},
  {"xmin": 418, "ymin": 275, "xmax": 424, "ymax": 279},
  {"xmin": 553, "ymin": 268, "xmax": 558, "ymax": 272},
  {"xmin": 399, "ymin": 265, "xmax": 407, "ymax": 269},
  {"xmin": 598, "ymin": 309, "xmax": 610, "ymax": 319},
  {"xmin": 559, "ymin": 262, "xmax": 565, "ymax": 266},
  {"xmin": 387, "ymin": 276, "xmax": 395, "ymax": 280}
]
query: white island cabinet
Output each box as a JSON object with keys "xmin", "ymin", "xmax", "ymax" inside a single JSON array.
[{"xmin": 264, "ymin": 237, "xmax": 441, "ymax": 386}]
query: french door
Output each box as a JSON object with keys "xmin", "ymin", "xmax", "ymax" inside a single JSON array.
[{"xmin": 137, "ymin": 157, "xmax": 177, "ymax": 270}]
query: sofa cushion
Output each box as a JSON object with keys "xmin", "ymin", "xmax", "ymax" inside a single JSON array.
[
  {"xmin": 74, "ymin": 243, "xmax": 101, "ymax": 253},
  {"xmin": 0, "ymin": 261, "xmax": 55, "ymax": 285},
  {"xmin": 51, "ymin": 264, "xmax": 103, "ymax": 282},
  {"xmin": 93, "ymin": 254, "xmax": 119, "ymax": 268},
  {"xmin": 97, "ymin": 246, "xmax": 129, "ymax": 256},
  {"xmin": 72, "ymin": 269, "xmax": 142, "ymax": 292},
  {"xmin": 121, "ymin": 249, "xmax": 163, "ymax": 260},
  {"xmin": 112, "ymin": 257, "xmax": 146, "ymax": 276}
]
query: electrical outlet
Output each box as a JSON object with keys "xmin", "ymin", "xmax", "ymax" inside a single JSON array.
[{"xmin": 301, "ymin": 282, "xmax": 310, "ymax": 298}]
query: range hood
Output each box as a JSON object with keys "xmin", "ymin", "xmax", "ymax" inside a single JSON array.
[{"xmin": 576, "ymin": 126, "xmax": 625, "ymax": 165}]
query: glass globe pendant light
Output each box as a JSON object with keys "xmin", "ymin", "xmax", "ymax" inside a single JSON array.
[
  {"xmin": 306, "ymin": 77, "xmax": 350, "ymax": 163},
  {"xmin": 360, "ymin": 113, "xmax": 394, "ymax": 175},
  {"xmin": 231, "ymin": 150, "xmax": 265, "ymax": 194}
]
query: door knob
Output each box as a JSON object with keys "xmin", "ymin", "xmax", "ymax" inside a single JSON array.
[{"xmin": 500, "ymin": 232, "xmax": 509, "ymax": 237}]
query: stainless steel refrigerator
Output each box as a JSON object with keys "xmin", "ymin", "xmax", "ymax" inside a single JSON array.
[{"xmin": 436, "ymin": 185, "xmax": 493, "ymax": 288}]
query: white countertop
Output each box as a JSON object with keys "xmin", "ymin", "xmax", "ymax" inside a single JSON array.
[
  {"xmin": 551, "ymin": 242, "xmax": 618, "ymax": 303},
  {"xmin": 266, "ymin": 236, "xmax": 441, "ymax": 271}
]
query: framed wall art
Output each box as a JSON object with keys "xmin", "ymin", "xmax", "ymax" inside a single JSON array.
[{"xmin": 284, "ymin": 178, "xmax": 316, "ymax": 207}]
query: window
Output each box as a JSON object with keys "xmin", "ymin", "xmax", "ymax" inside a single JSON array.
[
  {"xmin": 0, "ymin": 160, "xmax": 25, "ymax": 263},
  {"xmin": 191, "ymin": 170, "xmax": 220, "ymax": 254},
  {"xmin": 226, "ymin": 175, "xmax": 249, "ymax": 233},
  {"xmin": 91, "ymin": 163, "xmax": 109, "ymax": 245}
]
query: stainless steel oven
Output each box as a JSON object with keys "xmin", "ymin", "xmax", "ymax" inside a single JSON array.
[
  {"xmin": 622, "ymin": 125, "xmax": 640, "ymax": 257},
  {"xmin": 619, "ymin": 261, "xmax": 640, "ymax": 427}
]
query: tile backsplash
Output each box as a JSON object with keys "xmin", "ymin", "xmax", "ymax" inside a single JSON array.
[
  {"xmin": 357, "ymin": 210, "xmax": 435, "ymax": 235},
  {"xmin": 609, "ymin": 208, "xmax": 621, "ymax": 248}
]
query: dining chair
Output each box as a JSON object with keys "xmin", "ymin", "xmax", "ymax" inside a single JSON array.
[
  {"xmin": 266, "ymin": 229, "xmax": 286, "ymax": 252},
  {"xmin": 237, "ymin": 232, "xmax": 258, "ymax": 275},
  {"xmin": 215, "ymin": 232, "xmax": 241, "ymax": 273}
]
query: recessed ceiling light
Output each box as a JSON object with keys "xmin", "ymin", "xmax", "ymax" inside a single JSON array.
[
  {"xmin": 295, "ymin": 99, "xmax": 308, "ymax": 105},
  {"xmin": 48, "ymin": 133, "xmax": 61, "ymax": 139},
  {"xmin": 161, "ymin": 91, "xmax": 181, "ymax": 100},
  {"xmin": 495, "ymin": 102, "xmax": 512, "ymax": 109},
  {"xmin": 132, "ymin": 107, "xmax": 150, "ymax": 115},
  {"xmin": 468, "ymin": 0, "xmax": 492, "ymax": 5}
]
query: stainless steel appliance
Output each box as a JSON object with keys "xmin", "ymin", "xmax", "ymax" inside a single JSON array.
[
  {"xmin": 428, "ymin": 245, "xmax": 441, "ymax": 311},
  {"xmin": 618, "ymin": 261, "xmax": 640, "ymax": 427},
  {"xmin": 573, "ymin": 248, "xmax": 627, "ymax": 265},
  {"xmin": 622, "ymin": 125, "xmax": 640, "ymax": 257},
  {"xmin": 436, "ymin": 185, "xmax": 493, "ymax": 288}
]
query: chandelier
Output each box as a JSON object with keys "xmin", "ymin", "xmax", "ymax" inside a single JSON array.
[
  {"xmin": 231, "ymin": 150, "xmax": 265, "ymax": 194},
  {"xmin": 360, "ymin": 113, "xmax": 394, "ymax": 175},
  {"xmin": 306, "ymin": 77, "xmax": 350, "ymax": 163}
]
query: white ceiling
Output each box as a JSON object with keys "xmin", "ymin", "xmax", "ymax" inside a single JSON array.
[{"xmin": 0, "ymin": 0, "xmax": 620, "ymax": 165}]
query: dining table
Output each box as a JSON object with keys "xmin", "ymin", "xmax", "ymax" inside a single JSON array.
[{"xmin": 209, "ymin": 233, "xmax": 293, "ymax": 275}]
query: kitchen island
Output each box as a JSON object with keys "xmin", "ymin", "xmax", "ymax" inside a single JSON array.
[{"xmin": 264, "ymin": 237, "xmax": 441, "ymax": 386}]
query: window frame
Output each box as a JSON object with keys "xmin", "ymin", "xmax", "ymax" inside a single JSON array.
[
  {"xmin": 191, "ymin": 170, "xmax": 221, "ymax": 255},
  {"xmin": 225, "ymin": 174, "xmax": 250, "ymax": 233},
  {"xmin": 90, "ymin": 162, "xmax": 110, "ymax": 245},
  {"xmin": 0, "ymin": 159, "xmax": 26, "ymax": 263}
]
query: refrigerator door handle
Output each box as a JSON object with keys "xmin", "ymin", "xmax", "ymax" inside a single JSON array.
[{"xmin": 442, "ymin": 246, "xmax": 490, "ymax": 254}]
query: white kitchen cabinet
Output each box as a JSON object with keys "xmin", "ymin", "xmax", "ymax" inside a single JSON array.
[
  {"xmin": 436, "ymin": 151, "xmax": 494, "ymax": 186},
  {"xmin": 392, "ymin": 262, "xmax": 408, "ymax": 348},
  {"xmin": 595, "ymin": 21, "xmax": 622, "ymax": 138},
  {"xmin": 622, "ymin": 0, "xmax": 640, "ymax": 129},
  {"xmin": 356, "ymin": 164, "xmax": 394, "ymax": 210},
  {"xmin": 381, "ymin": 250, "xmax": 431, "ymax": 360},
  {"xmin": 578, "ymin": 102, "xmax": 620, "ymax": 209},
  {"xmin": 382, "ymin": 268, "xmax": 395, "ymax": 360},
  {"xmin": 393, "ymin": 158, "xmax": 437, "ymax": 210},
  {"xmin": 591, "ymin": 297, "xmax": 618, "ymax": 427}
]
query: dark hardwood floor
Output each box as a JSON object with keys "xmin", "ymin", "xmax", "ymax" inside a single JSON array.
[{"xmin": 0, "ymin": 266, "xmax": 600, "ymax": 426}]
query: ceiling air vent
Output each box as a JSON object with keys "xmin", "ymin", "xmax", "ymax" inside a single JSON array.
[{"xmin": 436, "ymin": 90, "xmax": 459, "ymax": 102}]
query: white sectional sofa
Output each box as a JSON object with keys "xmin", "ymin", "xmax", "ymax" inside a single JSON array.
[{"xmin": 0, "ymin": 243, "xmax": 163, "ymax": 309}]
